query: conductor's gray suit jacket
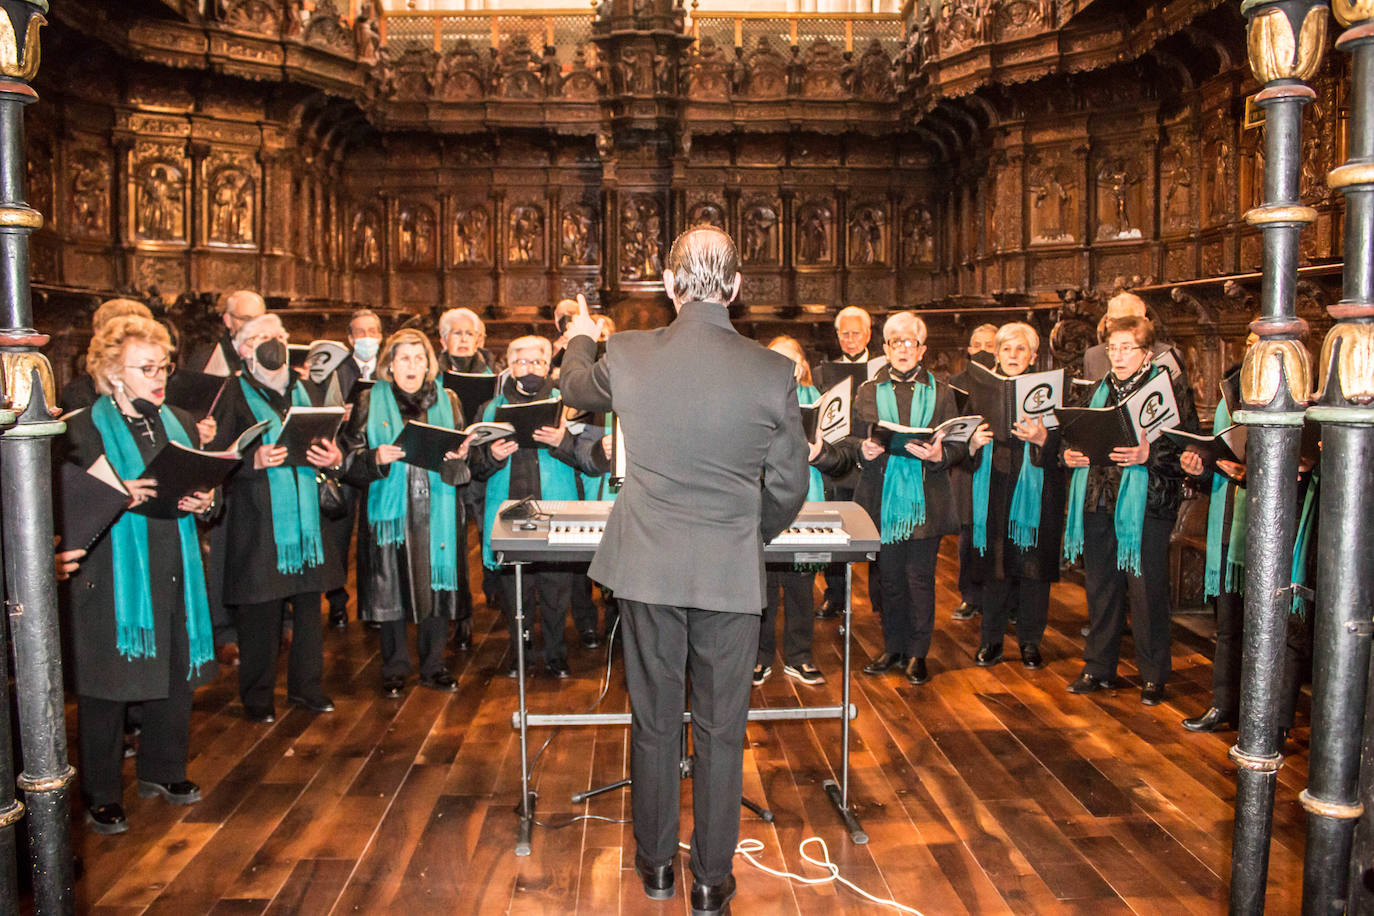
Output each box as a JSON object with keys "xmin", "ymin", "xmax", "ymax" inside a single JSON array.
[{"xmin": 558, "ymin": 300, "xmax": 810, "ymax": 615}]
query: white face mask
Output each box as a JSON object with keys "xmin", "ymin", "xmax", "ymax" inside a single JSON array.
[{"xmin": 353, "ymin": 337, "xmax": 380, "ymax": 362}]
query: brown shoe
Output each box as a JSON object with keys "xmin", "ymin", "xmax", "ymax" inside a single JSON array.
[{"xmin": 216, "ymin": 643, "xmax": 240, "ymax": 667}]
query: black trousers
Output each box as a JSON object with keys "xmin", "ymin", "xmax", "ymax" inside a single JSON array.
[
  {"xmin": 957, "ymin": 526, "xmax": 983, "ymax": 607},
  {"xmin": 380, "ymin": 615, "xmax": 449, "ymax": 680},
  {"xmin": 234, "ymin": 591, "xmax": 324, "ymax": 710},
  {"xmin": 1082, "ymin": 511, "xmax": 1174, "ymax": 684},
  {"xmin": 619, "ymin": 599, "xmax": 755, "ymax": 887},
  {"xmin": 980, "ymin": 576, "xmax": 1051, "ymax": 648},
  {"xmin": 326, "ymin": 489, "xmax": 360, "ymax": 618},
  {"xmin": 822, "ymin": 483, "xmax": 855, "ymax": 605},
  {"xmin": 877, "ymin": 536, "xmax": 940, "ymax": 659},
  {"xmin": 206, "ymin": 520, "xmax": 237, "ymax": 646},
  {"xmin": 570, "ymin": 575, "xmax": 600, "ymax": 635},
  {"xmin": 79, "ymin": 682, "xmax": 192, "ymax": 807},
  {"xmin": 498, "ymin": 567, "xmax": 573, "ymax": 663},
  {"xmin": 1210, "ymin": 589, "xmax": 1244, "ymax": 714},
  {"xmin": 758, "ymin": 569, "xmax": 815, "ymax": 667}
]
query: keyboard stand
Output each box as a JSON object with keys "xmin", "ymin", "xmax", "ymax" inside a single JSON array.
[{"xmin": 511, "ymin": 562, "xmax": 536, "ymax": 856}]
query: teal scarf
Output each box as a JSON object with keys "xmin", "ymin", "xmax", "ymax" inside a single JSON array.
[
  {"xmin": 876, "ymin": 376, "xmax": 935, "ymax": 544},
  {"xmin": 481, "ymin": 385, "xmax": 580, "ymax": 569},
  {"xmin": 239, "ymin": 377, "xmax": 324, "ymax": 574},
  {"xmin": 972, "ymin": 439, "xmax": 1046, "ymax": 554},
  {"xmin": 1063, "ymin": 371, "xmax": 1153, "ymax": 574},
  {"xmin": 365, "ymin": 381, "xmax": 460, "ymax": 591},
  {"xmin": 1290, "ymin": 469, "xmax": 1319, "ymax": 616},
  {"xmin": 579, "ymin": 415, "xmax": 619, "ymax": 503},
  {"xmin": 90, "ymin": 397, "xmax": 213, "ymax": 676},
  {"xmin": 799, "ymin": 384, "xmax": 825, "ymax": 502},
  {"xmin": 1203, "ymin": 397, "xmax": 1247, "ymax": 599}
]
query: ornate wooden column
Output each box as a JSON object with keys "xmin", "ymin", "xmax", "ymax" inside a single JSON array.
[
  {"xmin": 1310, "ymin": 0, "xmax": 1374, "ymax": 908},
  {"xmin": 1229, "ymin": 0, "xmax": 1327, "ymax": 911},
  {"xmin": 0, "ymin": 2, "xmax": 76, "ymax": 912}
]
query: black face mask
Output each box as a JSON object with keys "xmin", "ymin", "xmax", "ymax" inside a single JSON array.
[
  {"xmin": 555, "ymin": 314, "xmax": 570, "ymax": 335},
  {"xmin": 131, "ymin": 397, "xmax": 160, "ymax": 417},
  {"xmin": 514, "ymin": 372, "xmax": 544, "ymax": 393},
  {"xmin": 255, "ymin": 339, "xmax": 288, "ymax": 371},
  {"xmin": 970, "ymin": 350, "xmax": 996, "ymax": 368}
]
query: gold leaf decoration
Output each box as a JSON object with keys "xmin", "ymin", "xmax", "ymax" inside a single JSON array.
[
  {"xmin": 1334, "ymin": 0, "xmax": 1374, "ymax": 27},
  {"xmin": 0, "ymin": 10, "xmax": 45, "ymax": 82},
  {"xmin": 1317, "ymin": 323, "xmax": 1374, "ymax": 404},
  {"xmin": 1241, "ymin": 338, "xmax": 1313, "ymax": 407},
  {"xmin": 0, "ymin": 352, "xmax": 57, "ymax": 417},
  {"xmin": 1247, "ymin": 6, "xmax": 1327, "ymax": 83}
]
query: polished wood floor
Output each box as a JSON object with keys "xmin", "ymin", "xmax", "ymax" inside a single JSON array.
[{"xmin": 72, "ymin": 537, "xmax": 1311, "ymax": 914}]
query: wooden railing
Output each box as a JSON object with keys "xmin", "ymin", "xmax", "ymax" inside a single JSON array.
[
  {"xmin": 688, "ymin": 11, "xmax": 904, "ymax": 55},
  {"xmin": 377, "ymin": 8, "xmax": 596, "ymax": 55}
]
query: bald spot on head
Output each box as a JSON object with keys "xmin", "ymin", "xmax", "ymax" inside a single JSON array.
[{"xmin": 1106, "ymin": 292, "xmax": 1147, "ymax": 320}]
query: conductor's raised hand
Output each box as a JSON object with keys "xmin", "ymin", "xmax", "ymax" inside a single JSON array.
[
  {"xmin": 565, "ymin": 293, "xmax": 605, "ymax": 342},
  {"xmin": 306, "ymin": 438, "xmax": 343, "ymax": 469},
  {"xmin": 375, "ymin": 443, "xmax": 405, "ymax": 466},
  {"xmin": 254, "ymin": 444, "xmax": 289, "ymax": 470},
  {"xmin": 490, "ymin": 437, "xmax": 519, "ymax": 461},
  {"xmin": 1012, "ymin": 417, "xmax": 1048, "ymax": 447},
  {"xmin": 125, "ymin": 478, "xmax": 157, "ymax": 506}
]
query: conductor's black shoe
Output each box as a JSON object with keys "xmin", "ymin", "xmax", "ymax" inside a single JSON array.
[
  {"xmin": 85, "ymin": 803, "xmax": 128, "ymax": 835},
  {"xmin": 951, "ymin": 602, "xmax": 979, "ymax": 621},
  {"xmin": 1140, "ymin": 682, "xmax": 1166, "ymax": 706},
  {"xmin": 420, "ymin": 672, "xmax": 459, "ymax": 693},
  {"xmin": 381, "ymin": 676, "xmax": 405, "ymax": 698},
  {"xmin": 1020, "ymin": 644, "xmax": 1044, "ymax": 670},
  {"xmin": 580, "ymin": 629, "xmax": 601, "ymax": 650},
  {"xmin": 547, "ymin": 658, "xmax": 572, "ymax": 679},
  {"xmin": 454, "ymin": 618, "xmax": 473, "ymax": 652},
  {"xmin": 635, "ymin": 854, "xmax": 675, "ymax": 900},
  {"xmin": 244, "ymin": 705, "xmax": 276, "ymax": 723},
  {"xmin": 288, "ymin": 693, "xmax": 335, "ymax": 713},
  {"xmin": 784, "ymin": 663, "xmax": 825, "ymax": 686},
  {"xmin": 137, "ymin": 779, "xmax": 201, "ymax": 805},
  {"xmin": 975, "ymin": 643, "xmax": 1003, "ymax": 667},
  {"xmin": 328, "ymin": 607, "xmax": 347, "ymax": 629},
  {"xmin": 862, "ymin": 652, "xmax": 906, "ymax": 675},
  {"xmin": 690, "ymin": 874, "xmax": 736, "ymax": 916},
  {"xmin": 1182, "ymin": 706, "xmax": 1235, "ymax": 733},
  {"xmin": 905, "ymin": 656, "xmax": 930, "ymax": 685},
  {"xmin": 1066, "ymin": 672, "xmax": 1117, "ymax": 694},
  {"xmin": 751, "ymin": 664, "xmax": 772, "ymax": 686},
  {"xmin": 815, "ymin": 598, "xmax": 842, "ymax": 620}
]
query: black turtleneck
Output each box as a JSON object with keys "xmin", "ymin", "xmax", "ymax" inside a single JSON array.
[
  {"xmin": 440, "ymin": 351, "xmax": 490, "ymax": 374},
  {"xmin": 393, "ymin": 381, "xmax": 438, "ymax": 419}
]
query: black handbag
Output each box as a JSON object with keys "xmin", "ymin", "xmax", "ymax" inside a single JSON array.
[{"xmin": 317, "ymin": 474, "xmax": 349, "ymax": 520}]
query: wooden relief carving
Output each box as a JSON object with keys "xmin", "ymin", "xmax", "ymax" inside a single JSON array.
[
  {"xmin": 304, "ymin": 0, "xmax": 352, "ymax": 55},
  {"xmin": 437, "ymin": 41, "xmax": 487, "ymax": 102},
  {"xmin": 997, "ymin": 0, "xmax": 1050, "ymax": 37},
  {"xmin": 1027, "ymin": 160, "xmax": 1074, "ymax": 244},
  {"xmin": 741, "ymin": 199, "xmax": 780, "ymax": 266},
  {"xmin": 1205, "ymin": 128, "xmax": 1237, "ymax": 226},
  {"xmin": 619, "ymin": 195, "xmax": 663, "ymax": 282},
  {"xmin": 560, "ymin": 203, "xmax": 599, "ymax": 266},
  {"xmin": 853, "ymin": 41, "xmax": 893, "ymax": 102},
  {"xmin": 396, "ymin": 203, "xmax": 436, "ymax": 268},
  {"xmin": 901, "ymin": 204, "xmax": 936, "ymax": 266},
  {"xmin": 1094, "ymin": 156, "xmax": 1143, "ymax": 240},
  {"xmin": 741, "ymin": 274, "xmax": 782, "ymax": 304},
  {"xmin": 743, "ymin": 38, "xmax": 788, "ymax": 100},
  {"xmin": 795, "ymin": 199, "xmax": 834, "ymax": 265},
  {"xmin": 939, "ymin": 0, "xmax": 994, "ymax": 52},
  {"xmin": 354, "ymin": 1, "xmax": 381, "ymax": 64},
  {"xmin": 1159, "ymin": 135, "xmax": 1194, "ymax": 235},
  {"xmin": 26, "ymin": 139, "xmax": 52, "ymax": 224},
  {"xmin": 616, "ymin": 47, "xmax": 655, "ymax": 96},
  {"xmin": 70, "ymin": 149, "xmax": 111, "ymax": 238},
  {"xmin": 222, "ymin": 0, "xmax": 278, "ymax": 37},
  {"xmin": 800, "ymin": 40, "xmax": 847, "ymax": 99},
  {"xmin": 352, "ymin": 206, "xmax": 381, "ymax": 269},
  {"xmin": 686, "ymin": 37, "xmax": 732, "ymax": 101},
  {"xmin": 497, "ymin": 35, "xmax": 544, "ymax": 100},
  {"xmin": 206, "ymin": 158, "xmax": 256, "ymax": 247},
  {"xmin": 686, "ymin": 200, "xmax": 725, "ymax": 230},
  {"xmin": 848, "ymin": 202, "xmax": 887, "ymax": 267},
  {"xmin": 452, "ymin": 205, "xmax": 490, "ymax": 266},
  {"xmin": 508, "ymin": 204, "xmax": 544, "ymax": 265},
  {"xmin": 560, "ymin": 46, "xmax": 601, "ymax": 101},
  {"xmin": 131, "ymin": 148, "xmax": 188, "ymax": 244}
]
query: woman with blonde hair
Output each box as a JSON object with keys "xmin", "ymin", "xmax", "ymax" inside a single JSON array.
[
  {"xmin": 341, "ymin": 329, "xmax": 473, "ymax": 697},
  {"xmin": 59, "ymin": 315, "xmax": 216, "ymax": 834}
]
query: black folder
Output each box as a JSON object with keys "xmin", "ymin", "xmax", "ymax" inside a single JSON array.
[
  {"xmin": 55, "ymin": 456, "xmax": 130, "ymax": 552},
  {"xmin": 493, "ymin": 398, "xmax": 563, "ymax": 449},
  {"xmin": 966, "ymin": 362, "xmax": 1066, "ymax": 440},
  {"xmin": 164, "ymin": 369, "xmax": 229, "ymax": 419},
  {"xmin": 275, "ymin": 406, "xmax": 346, "ymax": 466},
  {"xmin": 1161, "ymin": 426, "xmax": 1245, "ymax": 482},
  {"xmin": 442, "ymin": 371, "xmax": 499, "ymax": 422},
  {"xmin": 392, "ymin": 421, "xmax": 468, "ymax": 473},
  {"xmin": 1056, "ymin": 404, "xmax": 1138, "ymax": 465},
  {"xmin": 136, "ymin": 420, "xmax": 269, "ymax": 518},
  {"xmin": 870, "ymin": 415, "xmax": 984, "ymax": 455}
]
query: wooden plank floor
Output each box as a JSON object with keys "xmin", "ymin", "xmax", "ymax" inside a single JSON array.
[{"xmin": 73, "ymin": 536, "xmax": 1310, "ymax": 914}]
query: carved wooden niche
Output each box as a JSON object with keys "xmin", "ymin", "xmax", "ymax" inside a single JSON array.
[
  {"xmin": 1159, "ymin": 129, "xmax": 1194, "ymax": 236},
  {"xmin": 560, "ymin": 201, "xmax": 600, "ymax": 267},
  {"xmin": 69, "ymin": 148, "xmax": 111, "ymax": 239},
  {"xmin": 742, "ymin": 37, "xmax": 788, "ymax": 100},
  {"xmin": 560, "ymin": 46, "xmax": 601, "ymax": 102},
  {"xmin": 351, "ymin": 205, "xmax": 382, "ymax": 270},
  {"xmin": 619, "ymin": 194, "xmax": 663, "ymax": 282},
  {"xmin": 1203, "ymin": 119, "xmax": 1237, "ymax": 227},
  {"xmin": 129, "ymin": 143, "xmax": 189, "ymax": 246},
  {"xmin": 205, "ymin": 155, "xmax": 257, "ymax": 248},
  {"xmin": 497, "ymin": 35, "xmax": 544, "ymax": 100},
  {"xmin": 686, "ymin": 37, "xmax": 732, "ymax": 102},
  {"xmin": 847, "ymin": 201, "xmax": 888, "ymax": 267},
  {"xmin": 901, "ymin": 203, "xmax": 936, "ymax": 267},
  {"xmin": 794, "ymin": 198, "xmax": 834, "ymax": 266},
  {"xmin": 508, "ymin": 203, "xmax": 545, "ymax": 266},
  {"xmin": 740, "ymin": 198, "xmax": 780, "ymax": 266},
  {"xmin": 452, "ymin": 203, "xmax": 491, "ymax": 267},
  {"xmin": 222, "ymin": 0, "xmax": 279, "ymax": 38},
  {"xmin": 1026, "ymin": 155, "xmax": 1076, "ymax": 245},
  {"xmin": 396, "ymin": 202, "xmax": 437, "ymax": 268},
  {"xmin": 800, "ymin": 39, "xmax": 847, "ymax": 99},
  {"xmin": 1094, "ymin": 154, "xmax": 1145, "ymax": 242},
  {"xmin": 686, "ymin": 199, "xmax": 726, "ymax": 230},
  {"xmin": 852, "ymin": 41, "xmax": 894, "ymax": 102},
  {"xmin": 437, "ymin": 41, "xmax": 488, "ymax": 102}
]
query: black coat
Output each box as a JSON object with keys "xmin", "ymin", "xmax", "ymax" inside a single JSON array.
[
  {"xmin": 186, "ymin": 329, "xmax": 243, "ymax": 377},
  {"xmin": 851, "ymin": 367, "xmax": 966, "ymax": 542},
  {"xmin": 209, "ymin": 373, "xmax": 340, "ymax": 605},
  {"xmin": 59, "ymin": 403, "xmax": 215, "ymax": 701},
  {"xmin": 340, "ymin": 382, "xmax": 470, "ymax": 623},
  {"xmin": 467, "ymin": 375, "xmax": 601, "ymax": 496},
  {"xmin": 966, "ymin": 430, "xmax": 1066, "ymax": 583}
]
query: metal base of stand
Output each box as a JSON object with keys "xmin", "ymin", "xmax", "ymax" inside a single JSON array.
[
  {"xmin": 823, "ymin": 780, "xmax": 867, "ymax": 844},
  {"xmin": 515, "ymin": 791, "xmax": 537, "ymax": 856}
]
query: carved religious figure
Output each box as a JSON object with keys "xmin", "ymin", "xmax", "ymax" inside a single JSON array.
[
  {"xmin": 560, "ymin": 204, "xmax": 599, "ymax": 266},
  {"xmin": 848, "ymin": 205, "xmax": 886, "ymax": 266},
  {"xmin": 741, "ymin": 201, "xmax": 779, "ymax": 265},
  {"xmin": 619, "ymin": 195, "xmax": 663, "ymax": 281},
  {"xmin": 1160, "ymin": 141, "xmax": 1192, "ymax": 234},
  {"xmin": 354, "ymin": 1, "xmax": 381, "ymax": 64},
  {"xmin": 70, "ymin": 151, "xmax": 110, "ymax": 237},
  {"xmin": 902, "ymin": 205, "xmax": 935, "ymax": 267},
  {"xmin": 687, "ymin": 200, "xmax": 725, "ymax": 229},
  {"xmin": 209, "ymin": 167, "xmax": 254, "ymax": 245},
  {"xmin": 508, "ymin": 205, "xmax": 543, "ymax": 264},
  {"xmin": 397, "ymin": 205, "xmax": 435, "ymax": 267},
  {"xmin": 1095, "ymin": 158, "xmax": 1142, "ymax": 240},
  {"xmin": 136, "ymin": 162, "xmax": 185, "ymax": 241},
  {"xmin": 796, "ymin": 201, "xmax": 832, "ymax": 264},
  {"xmin": 1209, "ymin": 137, "xmax": 1236, "ymax": 224},
  {"xmin": 1028, "ymin": 166, "xmax": 1072, "ymax": 243},
  {"xmin": 853, "ymin": 41, "xmax": 893, "ymax": 101},
  {"xmin": 452, "ymin": 206, "xmax": 490, "ymax": 266},
  {"xmin": 352, "ymin": 209, "xmax": 381, "ymax": 269}
]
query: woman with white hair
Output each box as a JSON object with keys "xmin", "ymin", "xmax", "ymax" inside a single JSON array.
[
  {"xmin": 854, "ymin": 311, "xmax": 966, "ymax": 686},
  {"xmin": 208, "ymin": 312, "xmax": 344, "ymax": 723},
  {"xmin": 963, "ymin": 322, "xmax": 1065, "ymax": 670}
]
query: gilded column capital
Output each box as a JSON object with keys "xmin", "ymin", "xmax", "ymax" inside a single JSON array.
[
  {"xmin": 0, "ymin": 0, "xmax": 46, "ymax": 84},
  {"xmin": 1243, "ymin": 0, "xmax": 1330, "ymax": 84}
]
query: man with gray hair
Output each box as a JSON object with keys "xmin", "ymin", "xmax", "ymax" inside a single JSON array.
[
  {"xmin": 1081, "ymin": 291, "xmax": 1187, "ymax": 381},
  {"xmin": 559, "ymin": 226, "xmax": 809, "ymax": 914},
  {"xmin": 188, "ymin": 289, "xmax": 265, "ymax": 378}
]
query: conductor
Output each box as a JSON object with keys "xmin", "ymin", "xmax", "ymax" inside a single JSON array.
[{"xmin": 559, "ymin": 227, "xmax": 810, "ymax": 915}]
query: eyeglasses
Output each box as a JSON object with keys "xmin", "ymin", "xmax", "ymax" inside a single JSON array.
[
  {"xmin": 884, "ymin": 338, "xmax": 923, "ymax": 350},
  {"xmin": 1106, "ymin": 345, "xmax": 1142, "ymax": 356},
  {"xmin": 510, "ymin": 358, "xmax": 549, "ymax": 370},
  {"xmin": 124, "ymin": 362, "xmax": 174, "ymax": 378}
]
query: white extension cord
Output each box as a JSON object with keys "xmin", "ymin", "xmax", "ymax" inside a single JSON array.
[{"xmin": 681, "ymin": 836, "xmax": 926, "ymax": 914}]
